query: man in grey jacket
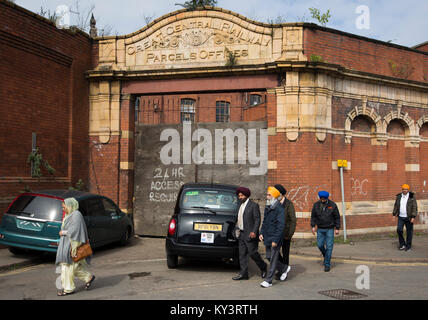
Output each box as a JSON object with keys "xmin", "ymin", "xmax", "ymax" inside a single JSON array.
[{"xmin": 392, "ymin": 184, "xmax": 418, "ymax": 251}]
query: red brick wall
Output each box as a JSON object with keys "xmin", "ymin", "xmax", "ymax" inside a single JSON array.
[
  {"xmin": 304, "ymin": 27, "xmax": 428, "ymax": 83},
  {"xmin": 89, "ymin": 136, "xmax": 120, "ymax": 204},
  {"xmin": 0, "ymin": 1, "xmax": 92, "ymax": 215},
  {"xmin": 414, "ymin": 42, "xmax": 428, "ymax": 53}
]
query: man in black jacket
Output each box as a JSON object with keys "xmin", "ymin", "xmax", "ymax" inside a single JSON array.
[
  {"xmin": 232, "ymin": 187, "xmax": 267, "ymax": 280},
  {"xmin": 274, "ymin": 184, "xmax": 296, "ymax": 280},
  {"xmin": 310, "ymin": 191, "xmax": 340, "ymax": 272},
  {"xmin": 392, "ymin": 184, "xmax": 418, "ymax": 251}
]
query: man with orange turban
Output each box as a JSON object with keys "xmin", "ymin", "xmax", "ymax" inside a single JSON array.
[
  {"xmin": 259, "ymin": 186, "xmax": 289, "ymax": 288},
  {"xmin": 392, "ymin": 184, "xmax": 418, "ymax": 251}
]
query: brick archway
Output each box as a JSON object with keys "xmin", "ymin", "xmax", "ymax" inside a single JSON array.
[{"xmin": 344, "ymin": 105, "xmax": 382, "ymax": 143}]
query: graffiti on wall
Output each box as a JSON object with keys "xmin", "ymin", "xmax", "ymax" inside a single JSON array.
[
  {"xmin": 149, "ymin": 166, "xmax": 186, "ymax": 203},
  {"xmin": 351, "ymin": 178, "xmax": 369, "ymax": 196},
  {"xmin": 287, "ymin": 184, "xmax": 328, "ymax": 211}
]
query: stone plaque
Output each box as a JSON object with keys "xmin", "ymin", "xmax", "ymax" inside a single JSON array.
[{"xmin": 125, "ymin": 17, "xmax": 273, "ymax": 68}]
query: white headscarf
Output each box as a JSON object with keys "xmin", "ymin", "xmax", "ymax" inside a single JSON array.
[{"xmin": 63, "ymin": 197, "xmax": 79, "ymax": 217}]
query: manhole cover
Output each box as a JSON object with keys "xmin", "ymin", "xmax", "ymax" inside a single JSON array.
[
  {"xmin": 318, "ymin": 289, "xmax": 368, "ymax": 300},
  {"xmin": 128, "ymin": 272, "xmax": 151, "ymax": 280}
]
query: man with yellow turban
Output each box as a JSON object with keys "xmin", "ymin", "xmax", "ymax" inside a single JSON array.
[
  {"xmin": 259, "ymin": 187, "xmax": 289, "ymax": 288},
  {"xmin": 392, "ymin": 184, "xmax": 418, "ymax": 251}
]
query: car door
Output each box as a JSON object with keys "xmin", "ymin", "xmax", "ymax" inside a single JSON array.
[
  {"xmin": 85, "ymin": 197, "xmax": 110, "ymax": 246},
  {"xmin": 78, "ymin": 199, "xmax": 96, "ymax": 245},
  {"xmin": 101, "ymin": 197, "xmax": 123, "ymax": 242}
]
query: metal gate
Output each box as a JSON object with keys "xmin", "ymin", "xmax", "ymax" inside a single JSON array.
[{"xmin": 133, "ymin": 121, "xmax": 268, "ymax": 236}]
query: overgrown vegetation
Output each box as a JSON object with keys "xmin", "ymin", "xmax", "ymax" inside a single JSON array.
[
  {"xmin": 309, "ymin": 7, "xmax": 331, "ymax": 26},
  {"xmin": 267, "ymin": 15, "xmax": 287, "ymax": 24},
  {"xmin": 38, "ymin": 0, "xmax": 114, "ymax": 36},
  {"xmin": 27, "ymin": 148, "xmax": 56, "ymax": 178},
  {"xmin": 310, "ymin": 54, "xmax": 324, "ymax": 62},
  {"xmin": 225, "ymin": 48, "xmax": 237, "ymax": 67},
  {"xmin": 175, "ymin": 0, "xmax": 217, "ymax": 10},
  {"xmin": 388, "ymin": 60, "xmax": 415, "ymax": 79},
  {"xmin": 69, "ymin": 179, "xmax": 86, "ymax": 191}
]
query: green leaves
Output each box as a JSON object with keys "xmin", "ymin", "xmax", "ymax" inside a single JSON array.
[
  {"xmin": 309, "ymin": 8, "xmax": 331, "ymax": 26},
  {"xmin": 27, "ymin": 147, "xmax": 56, "ymax": 178}
]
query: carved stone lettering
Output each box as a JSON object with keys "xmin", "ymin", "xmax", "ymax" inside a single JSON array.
[{"xmin": 125, "ymin": 17, "xmax": 272, "ymax": 66}]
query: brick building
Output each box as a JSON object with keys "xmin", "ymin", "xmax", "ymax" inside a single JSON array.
[
  {"xmin": 1, "ymin": 1, "xmax": 428, "ymax": 238},
  {"xmin": 0, "ymin": 0, "xmax": 93, "ymax": 214}
]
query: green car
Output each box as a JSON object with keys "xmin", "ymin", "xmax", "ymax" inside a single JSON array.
[{"xmin": 0, "ymin": 190, "xmax": 133, "ymax": 254}]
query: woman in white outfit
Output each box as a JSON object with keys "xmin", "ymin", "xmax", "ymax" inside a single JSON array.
[{"xmin": 55, "ymin": 197, "xmax": 95, "ymax": 296}]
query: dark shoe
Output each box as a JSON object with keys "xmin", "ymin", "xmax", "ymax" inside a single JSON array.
[
  {"xmin": 85, "ymin": 275, "xmax": 96, "ymax": 290},
  {"xmin": 324, "ymin": 266, "xmax": 330, "ymax": 272},
  {"xmin": 261, "ymin": 268, "xmax": 267, "ymax": 279},
  {"xmin": 232, "ymin": 274, "xmax": 249, "ymax": 280}
]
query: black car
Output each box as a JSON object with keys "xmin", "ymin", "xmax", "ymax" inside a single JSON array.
[
  {"xmin": 165, "ymin": 183, "xmax": 240, "ymax": 268},
  {"xmin": 0, "ymin": 190, "xmax": 134, "ymax": 254}
]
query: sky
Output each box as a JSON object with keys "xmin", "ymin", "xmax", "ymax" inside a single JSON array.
[{"xmin": 13, "ymin": 0, "xmax": 428, "ymax": 48}]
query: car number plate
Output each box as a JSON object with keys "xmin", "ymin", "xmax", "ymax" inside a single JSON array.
[
  {"xmin": 194, "ymin": 223, "xmax": 222, "ymax": 232},
  {"xmin": 201, "ymin": 233, "xmax": 214, "ymax": 244}
]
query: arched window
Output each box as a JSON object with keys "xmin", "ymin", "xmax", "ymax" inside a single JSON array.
[
  {"xmin": 180, "ymin": 98, "xmax": 195, "ymax": 123},
  {"xmin": 216, "ymin": 101, "xmax": 230, "ymax": 122}
]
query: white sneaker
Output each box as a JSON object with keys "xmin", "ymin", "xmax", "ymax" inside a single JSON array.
[
  {"xmin": 280, "ymin": 266, "xmax": 291, "ymax": 281},
  {"xmin": 260, "ymin": 281, "xmax": 272, "ymax": 288}
]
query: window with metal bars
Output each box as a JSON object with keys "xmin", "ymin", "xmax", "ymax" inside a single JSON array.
[
  {"xmin": 216, "ymin": 101, "xmax": 230, "ymax": 122},
  {"xmin": 180, "ymin": 98, "xmax": 196, "ymax": 123}
]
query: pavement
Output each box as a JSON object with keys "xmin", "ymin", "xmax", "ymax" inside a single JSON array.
[{"xmin": 1, "ymin": 233, "xmax": 428, "ymax": 274}]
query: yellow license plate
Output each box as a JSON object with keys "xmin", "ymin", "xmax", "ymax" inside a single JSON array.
[{"xmin": 194, "ymin": 223, "xmax": 222, "ymax": 232}]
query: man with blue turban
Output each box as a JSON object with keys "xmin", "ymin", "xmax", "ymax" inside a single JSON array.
[{"xmin": 310, "ymin": 191, "xmax": 341, "ymax": 272}]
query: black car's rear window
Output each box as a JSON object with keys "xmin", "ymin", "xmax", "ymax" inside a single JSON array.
[
  {"xmin": 7, "ymin": 195, "xmax": 63, "ymax": 221},
  {"xmin": 180, "ymin": 189, "xmax": 239, "ymax": 213}
]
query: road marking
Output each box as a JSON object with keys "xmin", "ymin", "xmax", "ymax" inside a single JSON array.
[{"xmin": 290, "ymin": 254, "xmax": 428, "ymax": 267}]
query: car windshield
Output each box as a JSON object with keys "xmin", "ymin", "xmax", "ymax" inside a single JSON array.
[
  {"xmin": 180, "ymin": 189, "xmax": 239, "ymax": 213},
  {"xmin": 6, "ymin": 195, "xmax": 63, "ymax": 221}
]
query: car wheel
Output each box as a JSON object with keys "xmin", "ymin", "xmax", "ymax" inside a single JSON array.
[
  {"xmin": 167, "ymin": 254, "xmax": 178, "ymax": 269},
  {"xmin": 8, "ymin": 247, "xmax": 27, "ymax": 255},
  {"xmin": 119, "ymin": 227, "xmax": 131, "ymax": 246}
]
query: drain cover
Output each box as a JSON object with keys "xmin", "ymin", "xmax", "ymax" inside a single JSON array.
[{"xmin": 318, "ymin": 289, "xmax": 368, "ymax": 300}]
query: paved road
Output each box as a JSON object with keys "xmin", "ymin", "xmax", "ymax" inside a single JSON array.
[{"xmin": 1, "ymin": 237, "xmax": 428, "ymax": 301}]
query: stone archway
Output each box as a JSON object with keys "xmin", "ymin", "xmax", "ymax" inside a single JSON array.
[{"xmin": 344, "ymin": 104, "xmax": 382, "ymax": 143}]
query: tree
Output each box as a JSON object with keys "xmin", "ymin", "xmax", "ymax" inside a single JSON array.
[
  {"xmin": 267, "ymin": 15, "xmax": 287, "ymax": 24},
  {"xmin": 309, "ymin": 7, "xmax": 331, "ymax": 26},
  {"xmin": 175, "ymin": 0, "xmax": 218, "ymax": 10}
]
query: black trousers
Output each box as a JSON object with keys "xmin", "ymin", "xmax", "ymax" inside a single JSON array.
[
  {"xmin": 238, "ymin": 233, "xmax": 266, "ymax": 276},
  {"xmin": 397, "ymin": 217, "xmax": 414, "ymax": 249},
  {"xmin": 279, "ymin": 239, "xmax": 291, "ymax": 266}
]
